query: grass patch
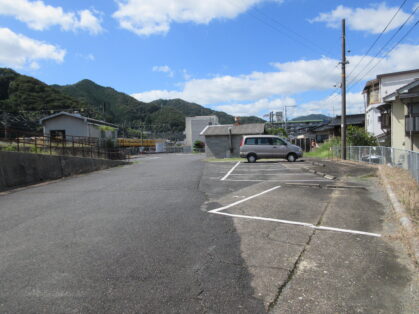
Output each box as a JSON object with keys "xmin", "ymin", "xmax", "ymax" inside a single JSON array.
[
  {"xmin": 381, "ymin": 165, "xmax": 419, "ymax": 224},
  {"xmin": 305, "ymin": 138, "xmax": 340, "ymax": 158}
]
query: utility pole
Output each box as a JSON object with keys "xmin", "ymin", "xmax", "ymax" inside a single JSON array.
[
  {"xmin": 283, "ymin": 105, "xmax": 295, "ymax": 136},
  {"xmin": 340, "ymin": 18, "xmax": 347, "ymax": 160},
  {"xmin": 2, "ymin": 112, "xmax": 8, "ymax": 139}
]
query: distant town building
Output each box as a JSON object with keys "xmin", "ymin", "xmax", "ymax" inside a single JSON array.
[
  {"xmin": 201, "ymin": 123, "xmax": 265, "ymax": 158},
  {"xmin": 184, "ymin": 115, "xmax": 219, "ymax": 147},
  {"xmin": 363, "ymin": 69, "xmax": 419, "ymax": 142},
  {"xmin": 40, "ymin": 112, "xmax": 118, "ymax": 140},
  {"xmin": 310, "ymin": 114, "xmax": 365, "ymax": 143}
]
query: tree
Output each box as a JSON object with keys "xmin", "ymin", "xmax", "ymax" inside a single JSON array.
[
  {"xmin": 266, "ymin": 127, "xmax": 288, "ymax": 138},
  {"xmin": 347, "ymin": 126, "xmax": 377, "ymax": 146}
]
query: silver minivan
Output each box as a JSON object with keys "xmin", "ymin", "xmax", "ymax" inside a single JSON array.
[{"xmin": 240, "ymin": 135, "xmax": 303, "ymax": 162}]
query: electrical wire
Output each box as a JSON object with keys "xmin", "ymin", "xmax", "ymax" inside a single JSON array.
[
  {"xmin": 347, "ymin": 0, "xmax": 409, "ymax": 79},
  {"xmin": 347, "ymin": 3, "xmax": 418, "ymax": 87}
]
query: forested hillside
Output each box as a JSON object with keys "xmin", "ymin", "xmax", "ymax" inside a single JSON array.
[{"xmin": 0, "ymin": 68, "xmax": 265, "ymax": 138}]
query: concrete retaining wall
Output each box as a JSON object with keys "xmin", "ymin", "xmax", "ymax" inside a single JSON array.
[{"xmin": 0, "ymin": 151, "xmax": 128, "ymax": 191}]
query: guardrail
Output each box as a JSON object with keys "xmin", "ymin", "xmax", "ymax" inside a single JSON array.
[{"xmin": 331, "ymin": 146, "xmax": 419, "ymax": 182}]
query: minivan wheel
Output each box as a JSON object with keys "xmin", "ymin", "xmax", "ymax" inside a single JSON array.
[
  {"xmin": 247, "ymin": 154, "xmax": 257, "ymax": 163},
  {"xmin": 287, "ymin": 153, "xmax": 297, "ymax": 162}
]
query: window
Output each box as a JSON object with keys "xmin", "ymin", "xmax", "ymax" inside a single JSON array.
[
  {"xmin": 405, "ymin": 103, "xmax": 419, "ymax": 133},
  {"xmin": 245, "ymin": 138, "xmax": 257, "ymax": 145},
  {"xmin": 258, "ymin": 137, "xmax": 273, "ymax": 145},
  {"xmin": 272, "ymin": 138, "xmax": 286, "ymax": 145},
  {"xmin": 380, "ymin": 113, "xmax": 391, "ymax": 129}
]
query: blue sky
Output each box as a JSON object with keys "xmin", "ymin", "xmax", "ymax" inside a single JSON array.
[{"xmin": 0, "ymin": 0, "xmax": 418, "ymax": 119}]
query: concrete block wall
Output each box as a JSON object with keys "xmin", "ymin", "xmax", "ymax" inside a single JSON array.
[
  {"xmin": 205, "ymin": 135, "xmax": 243, "ymax": 158},
  {"xmin": 0, "ymin": 151, "xmax": 127, "ymax": 191}
]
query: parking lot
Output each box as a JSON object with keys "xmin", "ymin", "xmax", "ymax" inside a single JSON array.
[
  {"xmin": 200, "ymin": 158, "xmax": 415, "ymax": 313},
  {"xmin": 0, "ymin": 155, "xmax": 415, "ymax": 313},
  {"xmin": 219, "ymin": 161, "xmax": 333, "ymax": 183}
]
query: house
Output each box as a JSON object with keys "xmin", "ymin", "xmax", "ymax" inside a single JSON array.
[
  {"xmin": 184, "ymin": 115, "xmax": 219, "ymax": 148},
  {"xmin": 379, "ymin": 79, "xmax": 419, "ymax": 151},
  {"xmin": 363, "ymin": 69, "xmax": 419, "ymax": 142},
  {"xmin": 40, "ymin": 112, "xmax": 118, "ymax": 140},
  {"xmin": 201, "ymin": 123, "xmax": 265, "ymax": 158},
  {"xmin": 327, "ymin": 114, "xmax": 365, "ymax": 137},
  {"xmin": 268, "ymin": 119, "xmax": 327, "ymax": 138}
]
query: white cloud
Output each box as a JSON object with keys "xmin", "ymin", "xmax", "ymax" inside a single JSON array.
[
  {"xmin": 0, "ymin": 27, "xmax": 65, "ymax": 69},
  {"xmin": 294, "ymin": 93, "xmax": 365, "ymax": 119},
  {"xmin": 310, "ymin": 3, "xmax": 412, "ymax": 34},
  {"xmin": 215, "ymin": 97, "xmax": 296, "ymax": 116},
  {"xmin": 182, "ymin": 69, "xmax": 192, "ymax": 80},
  {"xmin": 152, "ymin": 65, "xmax": 174, "ymax": 77},
  {"xmin": 133, "ymin": 89, "xmax": 183, "ymax": 102},
  {"xmin": 132, "ymin": 44, "xmax": 419, "ymax": 117},
  {"xmin": 0, "ymin": 0, "xmax": 103, "ymax": 34},
  {"xmin": 113, "ymin": 0, "xmax": 282, "ymax": 35},
  {"xmin": 77, "ymin": 53, "xmax": 95, "ymax": 61}
]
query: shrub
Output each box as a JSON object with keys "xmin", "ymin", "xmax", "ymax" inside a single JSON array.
[
  {"xmin": 347, "ymin": 126, "xmax": 377, "ymax": 146},
  {"xmin": 193, "ymin": 140, "xmax": 205, "ymax": 150}
]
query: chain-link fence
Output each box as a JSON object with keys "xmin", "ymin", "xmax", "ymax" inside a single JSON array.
[{"xmin": 331, "ymin": 146, "xmax": 419, "ymax": 182}]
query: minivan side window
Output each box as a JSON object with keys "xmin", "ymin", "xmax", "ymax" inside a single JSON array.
[
  {"xmin": 258, "ymin": 138, "xmax": 273, "ymax": 145},
  {"xmin": 273, "ymin": 138, "xmax": 286, "ymax": 145},
  {"xmin": 245, "ymin": 138, "xmax": 257, "ymax": 145}
]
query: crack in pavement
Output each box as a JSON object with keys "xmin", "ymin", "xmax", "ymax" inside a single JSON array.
[{"xmin": 267, "ymin": 190, "xmax": 337, "ymax": 312}]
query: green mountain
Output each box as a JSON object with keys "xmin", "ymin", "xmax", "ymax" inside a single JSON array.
[
  {"xmin": 291, "ymin": 114, "xmax": 331, "ymax": 121},
  {"xmin": 53, "ymin": 79, "xmax": 265, "ymax": 134},
  {"xmin": 0, "ymin": 68, "xmax": 99, "ymax": 131},
  {"xmin": 0, "ymin": 68, "xmax": 265, "ymax": 138}
]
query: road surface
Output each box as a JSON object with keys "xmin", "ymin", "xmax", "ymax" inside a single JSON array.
[{"xmin": 0, "ymin": 154, "xmax": 416, "ymax": 313}]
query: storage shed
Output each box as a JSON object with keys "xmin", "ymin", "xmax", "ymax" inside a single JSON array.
[
  {"xmin": 201, "ymin": 123, "xmax": 265, "ymax": 158},
  {"xmin": 40, "ymin": 112, "xmax": 118, "ymax": 140}
]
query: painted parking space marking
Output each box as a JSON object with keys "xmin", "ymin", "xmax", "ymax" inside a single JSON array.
[
  {"xmin": 209, "ymin": 186, "xmax": 281, "ymax": 213},
  {"xmin": 220, "ymin": 161, "xmax": 328, "ymax": 183},
  {"xmin": 220, "ymin": 161, "xmax": 241, "ymax": 181},
  {"xmin": 224, "ymin": 179, "xmax": 332, "ymax": 182},
  {"xmin": 208, "ymin": 186, "xmax": 381, "ymax": 238}
]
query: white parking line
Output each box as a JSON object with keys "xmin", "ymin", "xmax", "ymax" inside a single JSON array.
[
  {"xmin": 209, "ymin": 186, "xmax": 281, "ymax": 213},
  {"xmin": 229, "ymin": 173, "xmax": 317, "ymax": 176},
  {"xmin": 208, "ymin": 186, "xmax": 381, "ymax": 238},
  {"xmin": 211, "ymin": 211, "xmax": 381, "ymax": 237},
  {"xmin": 220, "ymin": 161, "xmax": 241, "ymax": 181},
  {"xmin": 224, "ymin": 179, "xmax": 332, "ymax": 182}
]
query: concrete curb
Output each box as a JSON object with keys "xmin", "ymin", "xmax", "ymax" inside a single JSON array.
[
  {"xmin": 303, "ymin": 163, "xmax": 336, "ymax": 180},
  {"xmin": 378, "ymin": 166, "xmax": 419, "ymax": 263}
]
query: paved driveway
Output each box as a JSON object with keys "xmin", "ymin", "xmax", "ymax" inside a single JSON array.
[{"xmin": 0, "ymin": 155, "xmax": 416, "ymax": 313}]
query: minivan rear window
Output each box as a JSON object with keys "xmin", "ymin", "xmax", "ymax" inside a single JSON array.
[{"xmin": 245, "ymin": 138, "xmax": 257, "ymax": 145}]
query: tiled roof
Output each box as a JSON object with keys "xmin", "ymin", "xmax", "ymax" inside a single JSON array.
[{"xmin": 329, "ymin": 114, "xmax": 365, "ymax": 126}]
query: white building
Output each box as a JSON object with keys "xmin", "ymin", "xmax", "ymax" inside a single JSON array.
[
  {"xmin": 363, "ymin": 69, "xmax": 419, "ymax": 141},
  {"xmin": 40, "ymin": 112, "xmax": 118, "ymax": 140},
  {"xmin": 184, "ymin": 115, "xmax": 219, "ymax": 147}
]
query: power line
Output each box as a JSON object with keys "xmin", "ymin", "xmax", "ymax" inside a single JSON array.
[
  {"xmin": 251, "ymin": 6, "xmax": 335, "ymax": 56},
  {"xmin": 228, "ymin": 0, "xmax": 333, "ymax": 56},
  {"xmin": 347, "ymin": 3, "xmax": 418, "ymax": 87},
  {"xmin": 347, "ymin": 19, "xmax": 419, "ymax": 93},
  {"xmin": 347, "ymin": 0, "xmax": 409, "ymax": 78},
  {"xmin": 324, "ymin": 2, "xmax": 418, "ymax": 115}
]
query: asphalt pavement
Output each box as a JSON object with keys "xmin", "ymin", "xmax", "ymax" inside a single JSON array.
[{"xmin": 0, "ymin": 154, "xmax": 416, "ymax": 313}]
